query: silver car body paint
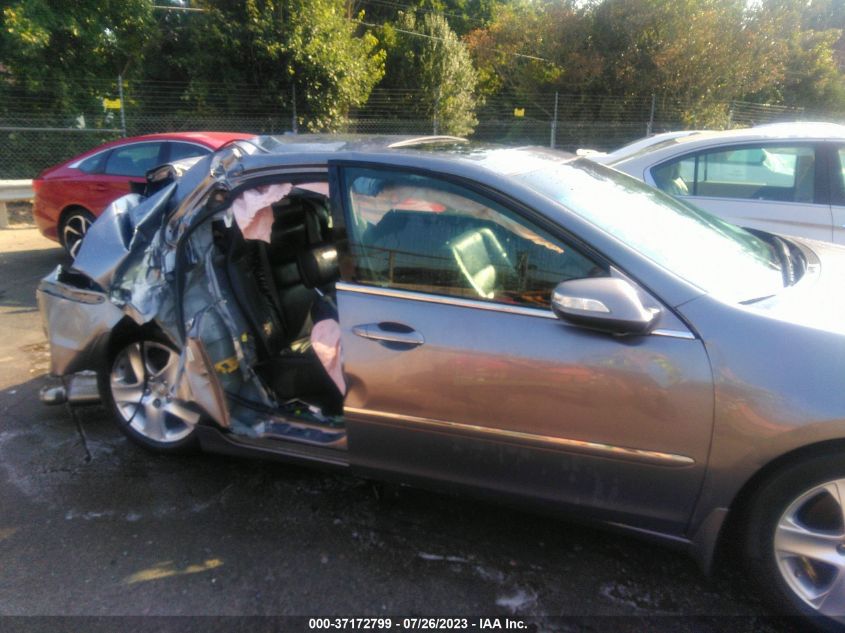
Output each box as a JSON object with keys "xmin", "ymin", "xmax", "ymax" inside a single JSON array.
[
  {"xmin": 37, "ymin": 268, "xmax": 124, "ymax": 376},
  {"xmin": 34, "ymin": 136, "xmax": 845, "ymax": 584}
]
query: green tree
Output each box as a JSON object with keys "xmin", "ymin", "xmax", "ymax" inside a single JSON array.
[
  {"xmin": 467, "ymin": 0, "xmax": 836, "ymax": 127},
  {"xmin": 287, "ymin": 0, "xmax": 386, "ymax": 130},
  {"xmin": 1, "ymin": 0, "xmax": 155, "ymax": 117},
  {"xmin": 748, "ymin": 0, "xmax": 845, "ymax": 114},
  {"xmin": 348, "ymin": 0, "xmax": 503, "ymax": 37},
  {"xmin": 147, "ymin": 0, "xmax": 385, "ymax": 130},
  {"xmin": 384, "ymin": 12, "xmax": 479, "ymax": 136},
  {"xmin": 588, "ymin": 0, "xmax": 781, "ymax": 126},
  {"xmin": 465, "ymin": 1, "xmax": 596, "ymax": 98},
  {"xmin": 1, "ymin": 0, "xmax": 385, "ymax": 131}
]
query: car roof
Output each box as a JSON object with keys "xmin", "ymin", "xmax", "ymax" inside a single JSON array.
[
  {"xmin": 247, "ymin": 134, "xmax": 575, "ymax": 175},
  {"xmin": 101, "ymin": 131, "xmax": 253, "ymax": 149},
  {"xmin": 673, "ymin": 121, "xmax": 845, "ymax": 144},
  {"xmin": 582, "ymin": 130, "xmax": 705, "ymax": 164},
  {"xmin": 253, "ymin": 134, "xmax": 469, "ymax": 154},
  {"xmin": 138, "ymin": 131, "xmax": 254, "ymax": 146}
]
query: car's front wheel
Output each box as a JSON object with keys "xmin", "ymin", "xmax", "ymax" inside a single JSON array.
[
  {"xmin": 59, "ymin": 208, "xmax": 95, "ymax": 259},
  {"xmin": 100, "ymin": 333, "xmax": 200, "ymax": 453},
  {"xmin": 744, "ymin": 452, "xmax": 845, "ymax": 630}
]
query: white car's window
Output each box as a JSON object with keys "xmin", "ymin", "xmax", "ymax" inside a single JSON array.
[
  {"xmin": 515, "ymin": 159, "xmax": 785, "ymax": 303},
  {"xmin": 343, "ymin": 168, "xmax": 604, "ymax": 308},
  {"xmin": 652, "ymin": 144, "xmax": 816, "ymax": 204}
]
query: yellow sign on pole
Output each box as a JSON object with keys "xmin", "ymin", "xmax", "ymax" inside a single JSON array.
[
  {"xmin": 513, "ymin": 107, "xmax": 525, "ymax": 118},
  {"xmin": 103, "ymin": 98, "xmax": 122, "ymax": 110}
]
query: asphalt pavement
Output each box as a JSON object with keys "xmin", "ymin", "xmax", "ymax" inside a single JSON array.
[{"xmin": 0, "ymin": 227, "xmax": 803, "ymax": 632}]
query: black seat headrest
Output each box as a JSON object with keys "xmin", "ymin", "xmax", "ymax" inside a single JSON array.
[{"xmin": 297, "ymin": 244, "xmax": 339, "ymax": 289}]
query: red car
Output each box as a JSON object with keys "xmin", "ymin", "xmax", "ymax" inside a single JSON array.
[{"xmin": 33, "ymin": 131, "xmax": 253, "ymax": 257}]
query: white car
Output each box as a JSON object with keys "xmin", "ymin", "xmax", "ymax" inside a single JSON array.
[
  {"xmin": 576, "ymin": 130, "xmax": 703, "ymax": 163},
  {"xmin": 603, "ymin": 122, "xmax": 845, "ymax": 244}
]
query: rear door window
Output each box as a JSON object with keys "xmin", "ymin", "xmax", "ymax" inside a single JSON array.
[
  {"xmin": 104, "ymin": 142, "xmax": 166, "ymax": 177},
  {"xmin": 168, "ymin": 141, "xmax": 211, "ymax": 162},
  {"xmin": 652, "ymin": 144, "xmax": 817, "ymax": 203},
  {"xmin": 77, "ymin": 151, "xmax": 109, "ymax": 174}
]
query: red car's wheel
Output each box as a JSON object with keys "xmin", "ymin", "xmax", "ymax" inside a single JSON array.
[{"xmin": 59, "ymin": 207, "xmax": 95, "ymax": 259}]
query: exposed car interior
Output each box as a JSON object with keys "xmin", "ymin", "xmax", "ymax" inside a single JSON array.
[{"xmin": 205, "ymin": 181, "xmax": 345, "ymax": 432}]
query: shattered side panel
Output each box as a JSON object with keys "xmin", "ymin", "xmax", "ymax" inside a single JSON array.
[
  {"xmin": 184, "ymin": 337, "xmax": 231, "ymax": 429},
  {"xmin": 177, "ymin": 217, "xmax": 279, "ymax": 431},
  {"xmin": 37, "ymin": 267, "xmax": 124, "ymax": 375},
  {"xmin": 40, "ymin": 145, "xmax": 309, "ymax": 430},
  {"xmin": 73, "ymin": 184, "xmax": 177, "ymax": 291},
  {"xmin": 101, "ymin": 152, "xmax": 238, "ymax": 334},
  {"xmin": 110, "ymin": 224, "xmax": 177, "ymax": 329}
]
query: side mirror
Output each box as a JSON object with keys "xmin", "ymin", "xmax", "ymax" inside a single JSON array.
[{"xmin": 551, "ymin": 277, "xmax": 660, "ymax": 336}]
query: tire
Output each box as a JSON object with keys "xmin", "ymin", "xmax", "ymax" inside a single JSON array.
[
  {"xmin": 59, "ymin": 207, "xmax": 95, "ymax": 259},
  {"xmin": 744, "ymin": 452, "xmax": 845, "ymax": 631},
  {"xmin": 99, "ymin": 331, "xmax": 200, "ymax": 454}
]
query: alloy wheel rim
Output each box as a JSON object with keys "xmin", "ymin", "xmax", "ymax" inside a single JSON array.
[
  {"xmin": 774, "ymin": 478, "xmax": 845, "ymax": 619},
  {"xmin": 63, "ymin": 213, "xmax": 91, "ymax": 258},
  {"xmin": 109, "ymin": 341, "xmax": 198, "ymax": 444}
]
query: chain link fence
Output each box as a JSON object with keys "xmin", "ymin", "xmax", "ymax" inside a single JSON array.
[{"xmin": 0, "ymin": 80, "xmax": 828, "ymax": 180}]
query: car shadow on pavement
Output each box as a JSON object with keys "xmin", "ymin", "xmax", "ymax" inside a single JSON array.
[
  {"xmin": 0, "ymin": 244, "xmax": 65, "ymax": 310},
  {"xmin": 0, "ymin": 370, "xmax": 796, "ymax": 630}
]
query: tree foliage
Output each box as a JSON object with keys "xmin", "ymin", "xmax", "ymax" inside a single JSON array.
[
  {"xmin": 1, "ymin": 0, "xmax": 155, "ymax": 114},
  {"xmin": 747, "ymin": 0, "xmax": 845, "ymax": 112},
  {"xmin": 1, "ymin": 0, "xmax": 385, "ymax": 129},
  {"xmin": 1, "ymin": 0, "xmax": 844, "ymax": 133},
  {"xmin": 385, "ymin": 12, "xmax": 479, "ymax": 136},
  {"xmin": 466, "ymin": 0, "xmax": 845, "ymax": 125},
  {"xmin": 168, "ymin": 0, "xmax": 385, "ymax": 130}
]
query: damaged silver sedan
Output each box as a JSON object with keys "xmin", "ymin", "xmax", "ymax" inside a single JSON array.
[{"xmin": 38, "ymin": 135, "xmax": 845, "ymax": 628}]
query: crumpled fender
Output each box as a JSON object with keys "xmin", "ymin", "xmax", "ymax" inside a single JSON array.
[{"xmin": 73, "ymin": 183, "xmax": 178, "ymax": 292}]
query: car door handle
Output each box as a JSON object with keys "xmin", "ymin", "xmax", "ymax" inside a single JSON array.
[
  {"xmin": 92, "ymin": 183, "xmax": 108, "ymax": 192},
  {"xmin": 352, "ymin": 322, "xmax": 425, "ymax": 347}
]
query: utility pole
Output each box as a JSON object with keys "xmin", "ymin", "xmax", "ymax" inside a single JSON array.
[
  {"xmin": 550, "ymin": 91, "xmax": 559, "ymax": 149},
  {"xmin": 118, "ymin": 74, "xmax": 127, "ymax": 137},
  {"xmin": 646, "ymin": 93, "xmax": 656, "ymax": 137},
  {"xmin": 292, "ymin": 84, "xmax": 298, "ymax": 134}
]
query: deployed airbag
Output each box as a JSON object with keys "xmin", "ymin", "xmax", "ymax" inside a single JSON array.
[
  {"xmin": 310, "ymin": 318, "xmax": 345, "ymax": 395},
  {"xmin": 231, "ymin": 183, "xmax": 293, "ymax": 243}
]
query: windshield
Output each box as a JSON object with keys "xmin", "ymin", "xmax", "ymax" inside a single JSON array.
[{"xmin": 514, "ymin": 158, "xmax": 784, "ymax": 302}]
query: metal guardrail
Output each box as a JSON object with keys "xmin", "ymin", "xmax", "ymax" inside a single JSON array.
[{"xmin": 0, "ymin": 179, "xmax": 34, "ymax": 228}]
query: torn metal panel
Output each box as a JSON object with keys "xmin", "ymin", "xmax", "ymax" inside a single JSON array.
[
  {"xmin": 38, "ymin": 371, "xmax": 99, "ymax": 405},
  {"xmin": 165, "ymin": 144, "xmax": 259, "ymax": 246},
  {"xmin": 73, "ymin": 183, "xmax": 177, "ymax": 290},
  {"xmin": 110, "ymin": 226, "xmax": 176, "ymax": 327},
  {"xmin": 184, "ymin": 336, "xmax": 231, "ymax": 429},
  {"xmin": 71, "ymin": 193, "xmax": 140, "ymax": 289}
]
